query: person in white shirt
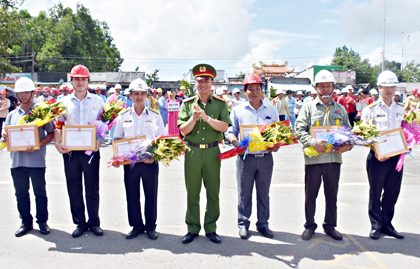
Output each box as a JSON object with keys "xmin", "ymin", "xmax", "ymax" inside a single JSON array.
[
  {"xmin": 54, "ymin": 65, "xmax": 105, "ymax": 239},
  {"xmin": 304, "ymin": 88, "xmax": 318, "ymax": 103},
  {"xmin": 112, "ymin": 78, "xmax": 165, "ymax": 240},
  {"xmin": 228, "ymin": 88, "xmax": 246, "ymax": 109}
]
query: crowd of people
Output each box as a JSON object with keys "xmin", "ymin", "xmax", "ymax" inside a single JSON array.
[{"xmin": 0, "ymin": 64, "xmax": 409, "ymax": 246}]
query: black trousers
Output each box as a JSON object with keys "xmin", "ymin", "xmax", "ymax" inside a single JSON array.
[
  {"xmin": 366, "ymin": 150, "xmax": 403, "ymax": 230},
  {"xmin": 304, "ymin": 163, "xmax": 341, "ymax": 230},
  {"xmin": 63, "ymin": 151, "xmax": 100, "ymax": 228},
  {"xmin": 123, "ymin": 161, "xmax": 159, "ymax": 232},
  {"xmin": 348, "ymin": 112, "xmax": 357, "ymax": 126},
  {"xmin": 11, "ymin": 167, "xmax": 48, "ymax": 225}
]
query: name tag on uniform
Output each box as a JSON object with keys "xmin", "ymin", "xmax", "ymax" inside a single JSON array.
[
  {"xmin": 396, "ymin": 113, "xmax": 403, "ymax": 120},
  {"xmin": 146, "ymin": 120, "xmax": 153, "ymax": 123},
  {"xmin": 375, "ymin": 114, "xmax": 386, "ymax": 118},
  {"xmin": 124, "ymin": 120, "xmax": 132, "ymax": 123}
]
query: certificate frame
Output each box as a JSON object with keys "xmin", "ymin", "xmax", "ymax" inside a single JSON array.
[
  {"xmin": 62, "ymin": 125, "xmax": 97, "ymax": 151},
  {"xmin": 4, "ymin": 124, "xmax": 40, "ymax": 151},
  {"xmin": 373, "ymin": 128, "xmax": 409, "ymax": 159},
  {"xmin": 310, "ymin": 125, "xmax": 342, "ymax": 140},
  {"xmin": 112, "ymin": 136, "xmax": 147, "ymax": 165},
  {"xmin": 239, "ymin": 125, "xmax": 265, "ymax": 140}
]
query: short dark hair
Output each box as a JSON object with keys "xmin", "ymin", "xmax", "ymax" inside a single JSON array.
[{"xmin": 244, "ymin": 83, "xmax": 262, "ymax": 92}]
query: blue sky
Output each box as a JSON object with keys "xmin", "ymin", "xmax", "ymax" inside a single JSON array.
[{"xmin": 20, "ymin": 0, "xmax": 420, "ymax": 80}]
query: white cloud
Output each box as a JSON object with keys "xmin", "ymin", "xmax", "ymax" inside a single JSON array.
[
  {"xmin": 338, "ymin": 0, "xmax": 420, "ymax": 41},
  {"xmin": 318, "ymin": 56, "xmax": 333, "ymax": 65},
  {"xmin": 362, "ymin": 43, "xmax": 402, "ymax": 66},
  {"xmin": 233, "ymin": 42, "xmax": 281, "ymax": 75},
  {"xmin": 249, "ymin": 29, "xmax": 320, "ymax": 47}
]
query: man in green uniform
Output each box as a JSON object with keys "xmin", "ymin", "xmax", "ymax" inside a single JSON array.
[{"xmin": 178, "ymin": 64, "xmax": 231, "ymax": 244}]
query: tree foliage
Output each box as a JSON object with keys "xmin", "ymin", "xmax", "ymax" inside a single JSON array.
[
  {"xmin": 179, "ymin": 79, "xmax": 193, "ymax": 95},
  {"xmin": 236, "ymin": 71, "xmax": 246, "ymax": 78},
  {"xmin": 331, "ymin": 46, "xmax": 420, "ymax": 88},
  {"xmin": 145, "ymin": 69, "xmax": 160, "ymax": 87},
  {"xmin": 8, "ymin": 2, "xmax": 123, "ymax": 73},
  {"xmin": 0, "ymin": 0, "xmax": 23, "ymax": 76}
]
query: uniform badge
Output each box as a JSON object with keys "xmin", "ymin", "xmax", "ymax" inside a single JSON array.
[
  {"xmin": 334, "ymin": 110, "xmax": 340, "ymax": 114},
  {"xmin": 199, "ymin": 66, "xmax": 206, "ymax": 72}
]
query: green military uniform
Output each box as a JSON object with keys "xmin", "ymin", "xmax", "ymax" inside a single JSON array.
[{"xmin": 177, "ymin": 95, "xmax": 231, "ymax": 234}]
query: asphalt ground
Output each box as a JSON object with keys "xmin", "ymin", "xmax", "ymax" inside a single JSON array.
[{"xmin": 0, "ymin": 142, "xmax": 419, "ymax": 268}]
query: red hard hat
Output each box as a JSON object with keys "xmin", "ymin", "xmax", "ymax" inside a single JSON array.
[
  {"xmin": 61, "ymin": 86, "xmax": 69, "ymax": 91},
  {"xmin": 69, "ymin": 88, "xmax": 74, "ymax": 93},
  {"xmin": 43, "ymin": 87, "xmax": 50, "ymax": 91},
  {"xmin": 152, "ymin": 89, "xmax": 157, "ymax": 93},
  {"xmin": 36, "ymin": 87, "xmax": 42, "ymax": 92},
  {"xmin": 243, "ymin": 73, "xmax": 263, "ymax": 90},
  {"xmin": 70, "ymin": 64, "xmax": 90, "ymax": 78},
  {"xmin": 0, "ymin": 90, "xmax": 6, "ymax": 94},
  {"xmin": 178, "ymin": 92, "xmax": 185, "ymax": 98},
  {"xmin": 95, "ymin": 86, "xmax": 101, "ymax": 91}
]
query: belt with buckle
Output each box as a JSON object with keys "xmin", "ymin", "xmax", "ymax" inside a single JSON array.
[
  {"xmin": 187, "ymin": 141, "xmax": 219, "ymax": 149},
  {"xmin": 249, "ymin": 153, "xmax": 270, "ymax": 158}
]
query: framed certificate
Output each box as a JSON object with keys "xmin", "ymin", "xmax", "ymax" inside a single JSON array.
[
  {"xmin": 4, "ymin": 124, "xmax": 40, "ymax": 151},
  {"xmin": 62, "ymin": 125, "xmax": 96, "ymax": 151},
  {"xmin": 112, "ymin": 136, "xmax": 147, "ymax": 165},
  {"xmin": 239, "ymin": 125, "xmax": 265, "ymax": 140},
  {"xmin": 310, "ymin": 125, "xmax": 342, "ymax": 140},
  {"xmin": 373, "ymin": 128, "xmax": 409, "ymax": 159}
]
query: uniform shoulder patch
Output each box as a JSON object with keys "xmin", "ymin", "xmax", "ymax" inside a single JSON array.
[
  {"xmin": 149, "ymin": 108, "xmax": 160, "ymax": 114},
  {"xmin": 183, "ymin": 96, "xmax": 195, "ymax": 102},
  {"xmin": 367, "ymin": 102, "xmax": 378, "ymax": 108},
  {"xmin": 213, "ymin": 95, "xmax": 225, "ymax": 102},
  {"xmin": 396, "ymin": 102, "xmax": 403, "ymax": 107}
]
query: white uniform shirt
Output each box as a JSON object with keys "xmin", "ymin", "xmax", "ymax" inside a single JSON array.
[
  {"xmin": 361, "ymin": 98, "xmax": 404, "ymax": 132},
  {"xmin": 56, "ymin": 92, "xmax": 104, "ymax": 125},
  {"xmin": 231, "ymin": 97, "xmax": 246, "ymax": 108},
  {"xmin": 113, "ymin": 107, "xmax": 166, "ymax": 140}
]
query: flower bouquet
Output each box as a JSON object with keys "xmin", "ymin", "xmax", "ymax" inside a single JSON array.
[
  {"xmin": 218, "ymin": 120, "xmax": 298, "ymax": 161},
  {"xmin": 304, "ymin": 120, "xmax": 381, "ymax": 158},
  {"xmin": 395, "ymin": 113, "xmax": 420, "ymax": 171},
  {"xmin": 16, "ymin": 99, "xmax": 66, "ymax": 127},
  {"xmin": 107, "ymin": 134, "xmax": 187, "ymax": 168}
]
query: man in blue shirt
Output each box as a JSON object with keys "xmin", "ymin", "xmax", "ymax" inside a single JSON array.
[
  {"xmin": 94, "ymin": 87, "xmax": 107, "ymax": 103},
  {"xmin": 158, "ymin": 90, "xmax": 169, "ymax": 126},
  {"xmin": 286, "ymin": 90, "xmax": 297, "ymax": 131},
  {"xmin": 227, "ymin": 73, "xmax": 280, "ymax": 240}
]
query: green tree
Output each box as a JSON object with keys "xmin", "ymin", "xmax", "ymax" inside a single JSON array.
[
  {"xmin": 331, "ymin": 46, "xmax": 376, "ymax": 87},
  {"xmin": 146, "ymin": 69, "xmax": 159, "ymax": 87},
  {"xmin": 179, "ymin": 79, "xmax": 193, "ymax": 95},
  {"xmin": 236, "ymin": 71, "xmax": 246, "ymax": 78},
  {"xmin": 400, "ymin": 61, "xmax": 420, "ymax": 83},
  {"xmin": 0, "ymin": 0, "xmax": 23, "ymax": 76},
  {"xmin": 11, "ymin": 2, "xmax": 123, "ymax": 73}
]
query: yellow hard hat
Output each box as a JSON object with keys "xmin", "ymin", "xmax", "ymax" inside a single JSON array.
[
  {"xmin": 180, "ymin": 86, "xmax": 186, "ymax": 90},
  {"xmin": 157, "ymin": 88, "xmax": 162, "ymax": 92}
]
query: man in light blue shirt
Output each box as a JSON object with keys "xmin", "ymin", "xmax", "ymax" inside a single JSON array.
[
  {"xmin": 286, "ymin": 90, "xmax": 297, "ymax": 131},
  {"xmin": 227, "ymin": 73, "xmax": 279, "ymax": 240},
  {"xmin": 94, "ymin": 87, "xmax": 107, "ymax": 103},
  {"xmin": 158, "ymin": 90, "xmax": 169, "ymax": 126}
]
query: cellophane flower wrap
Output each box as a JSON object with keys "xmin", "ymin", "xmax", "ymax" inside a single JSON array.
[
  {"xmin": 107, "ymin": 134, "xmax": 186, "ymax": 168},
  {"xmin": 16, "ymin": 99, "xmax": 66, "ymax": 127},
  {"xmin": 260, "ymin": 119, "xmax": 298, "ymax": 146},
  {"xmin": 395, "ymin": 120, "xmax": 420, "ymax": 171},
  {"xmin": 304, "ymin": 120, "xmax": 381, "ymax": 158},
  {"xmin": 218, "ymin": 135, "xmax": 251, "ymax": 161},
  {"xmin": 98, "ymin": 95, "xmax": 129, "ymax": 130}
]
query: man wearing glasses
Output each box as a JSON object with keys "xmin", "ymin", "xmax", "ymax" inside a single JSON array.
[{"xmin": 178, "ymin": 64, "xmax": 231, "ymax": 244}]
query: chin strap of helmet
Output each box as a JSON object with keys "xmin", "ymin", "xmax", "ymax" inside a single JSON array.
[{"xmin": 17, "ymin": 91, "xmax": 34, "ymax": 104}]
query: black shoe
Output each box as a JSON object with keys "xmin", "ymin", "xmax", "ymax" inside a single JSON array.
[
  {"xmin": 370, "ymin": 229, "xmax": 380, "ymax": 239},
  {"xmin": 257, "ymin": 227, "xmax": 274, "ymax": 238},
  {"xmin": 126, "ymin": 229, "xmax": 143, "ymax": 239},
  {"xmin": 381, "ymin": 226, "xmax": 404, "ymax": 239},
  {"xmin": 239, "ymin": 227, "xmax": 249, "ymax": 239},
  {"xmin": 205, "ymin": 232, "xmax": 221, "ymax": 244},
  {"xmin": 15, "ymin": 224, "xmax": 33, "ymax": 237},
  {"xmin": 301, "ymin": 228, "xmax": 315, "ymax": 241},
  {"xmin": 147, "ymin": 230, "xmax": 158, "ymax": 240},
  {"xmin": 325, "ymin": 228, "xmax": 343, "ymax": 240},
  {"xmin": 90, "ymin": 226, "xmax": 103, "ymax": 236},
  {"xmin": 38, "ymin": 222, "xmax": 50, "ymax": 235},
  {"xmin": 72, "ymin": 226, "xmax": 88, "ymax": 238},
  {"xmin": 182, "ymin": 232, "xmax": 198, "ymax": 244}
]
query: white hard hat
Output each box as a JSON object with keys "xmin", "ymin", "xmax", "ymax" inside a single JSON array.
[
  {"xmin": 124, "ymin": 88, "xmax": 131, "ymax": 95},
  {"xmin": 216, "ymin": 88, "xmax": 224, "ymax": 95},
  {"xmin": 341, "ymin": 87, "xmax": 349, "ymax": 93},
  {"xmin": 211, "ymin": 85, "xmax": 215, "ymax": 91},
  {"xmin": 15, "ymin": 77, "xmax": 36, "ymax": 93},
  {"xmin": 109, "ymin": 87, "xmax": 115, "ymax": 93},
  {"xmin": 276, "ymin": 89, "xmax": 284, "ymax": 95},
  {"xmin": 128, "ymin": 78, "xmax": 148, "ymax": 92},
  {"xmin": 346, "ymin": 85, "xmax": 354, "ymax": 91},
  {"xmin": 297, "ymin": 91, "xmax": 303, "ymax": 95},
  {"xmin": 370, "ymin": 89, "xmax": 378, "ymax": 95},
  {"xmin": 377, "ymin": 70, "xmax": 399, "ymax": 87},
  {"xmin": 337, "ymin": 90, "xmax": 342, "ymax": 95},
  {"xmin": 310, "ymin": 88, "xmax": 317, "ymax": 94},
  {"xmin": 314, "ymin": 70, "xmax": 335, "ymax": 84},
  {"xmin": 115, "ymin": 84, "xmax": 122, "ymax": 89},
  {"xmin": 395, "ymin": 91, "xmax": 401, "ymax": 96},
  {"xmin": 333, "ymin": 89, "xmax": 340, "ymax": 93},
  {"xmin": 221, "ymin": 85, "xmax": 228, "ymax": 91},
  {"xmin": 233, "ymin": 88, "xmax": 241, "ymax": 94}
]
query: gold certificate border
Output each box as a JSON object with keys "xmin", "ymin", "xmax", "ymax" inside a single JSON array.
[
  {"xmin": 4, "ymin": 124, "xmax": 40, "ymax": 151},
  {"xmin": 373, "ymin": 128, "xmax": 409, "ymax": 159},
  {"xmin": 62, "ymin": 125, "xmax": 97, "ymax": 151}
]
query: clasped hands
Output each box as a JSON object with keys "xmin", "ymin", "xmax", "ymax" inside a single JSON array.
[{"xmin": 191, "ymin": 104, "xmax": 209, "ymax": 122}]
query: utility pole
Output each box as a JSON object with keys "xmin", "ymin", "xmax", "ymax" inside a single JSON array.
[
  {"xmin": 31, "ymin": 51, "xmax": 35, "ymax": 80},
  {"xmin": 382, "ymin": 0, "xmax": 386, "ymax": 72}
]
